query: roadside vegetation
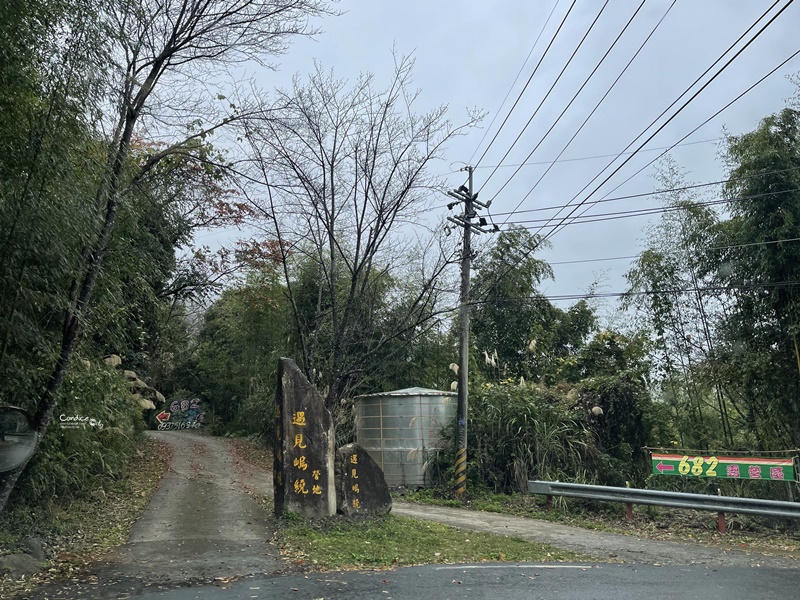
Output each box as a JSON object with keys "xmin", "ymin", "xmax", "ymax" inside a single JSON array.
[
  {"xmin": 275, "ymin": 514, "xmax": 586, "ymax": 570},
  {"xmin": 401, "ymin": 487, "xmax": 800, "ymax": 556},
  {"xmin": 0, "ymin": 436, "xmax": 170, "ymax": 598}
]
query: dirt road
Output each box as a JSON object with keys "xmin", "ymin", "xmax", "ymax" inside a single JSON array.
[
  {"xmin": 30, "ymin": 431, "xmax": 280, "ymax": 598},
  {"xmin": 105, "ymin": 431, "xmax": 278, "ymax": 581},
  {"xmin": 393, "ymin": 502, "xmax": 800, "ymax": 568}
]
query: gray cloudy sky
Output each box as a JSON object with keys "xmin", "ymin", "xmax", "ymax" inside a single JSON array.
[{"xmin": 238, "ymin": 1, "xmax": 800, "ymax": 319}]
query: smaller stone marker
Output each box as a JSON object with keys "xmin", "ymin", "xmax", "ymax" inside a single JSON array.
[
  {"xmin": 335, "ymin": 443, "xmax": 392, "ymax": 516},
  {"xmin": 274, "ymin": 358, "xmax": 336, "ymax": 517}
]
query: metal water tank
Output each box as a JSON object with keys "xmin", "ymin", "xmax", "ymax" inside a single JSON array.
[{"xmin": 354, "ymin": 387, "xmax": 456, "ymax": 486}]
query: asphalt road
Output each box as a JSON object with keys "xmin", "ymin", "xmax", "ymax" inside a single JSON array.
[{"xmin": 75, "ymin": 563, "xmax": 800, "ymax": 600}]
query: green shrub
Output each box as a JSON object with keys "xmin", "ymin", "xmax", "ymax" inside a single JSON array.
[
  {"xmin": 467, "ymin": 382, "xmax": 589, "ymax": 493},
  {"xmin": 10, "ymin": 363, "xmax": 145, "ymax": 508}
]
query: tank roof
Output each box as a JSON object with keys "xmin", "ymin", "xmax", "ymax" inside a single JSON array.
[{"xmin": 356, "ymin": 386, "xmax": 456, "ymax": 399}]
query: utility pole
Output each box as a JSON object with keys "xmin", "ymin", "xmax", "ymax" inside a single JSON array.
[{"xmin": 446, "ymin": 166, "xmax": 493, "ymax": 496}]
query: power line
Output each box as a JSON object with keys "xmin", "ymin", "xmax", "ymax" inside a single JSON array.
[
  {"xmin": 503, "ymin": 187, "xmax": 800, "ymax": 227},
  {"xmin": 537, "ymin": 0, "xmax": 792, "ymax": 244},
  {"xmin": 489, "ymin": 0, "xmax": 668, "ymax": 218},
  {"xmin": 467, "ymin": 0, "xmax": 562, "ymax": 165},
  {"xmin": 477, "ymin": 0, "xmax": 609, "ymax": 190},
  {"xmin": 554, "ymin": 45, "xmax": 800, "ymax": 237},
  {"xmin": 549, "ymin": 254, "xmax": 638, "ymax": 266},
  {"xmin": 490, "ymin": 167, "xmax": 800, "ymax": 217},
  {"xmin": 474, "ymin": 137, "xmax": 719, "ymax": 170},
  {"xmin": 546, "ymin": 235, "xmax": 800, "ymax": 267},
  {"xmin": 472, "ymin": 1, "xmax": 577, "ymax": 170},
  {"xmin": 468, "ymin": 280, "xmax": 800, "ymax": 305},
  {"xmin": 464, "ymin": 1, "xmax": 794, "ymax": 312},
  {"xmin": 441, "ymin": 162, "xmax": 800, "ymax": 214}
]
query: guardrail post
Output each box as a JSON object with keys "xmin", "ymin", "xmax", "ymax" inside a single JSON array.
[
  {"xmin": 545, "ymin": 495, "xmax": 553, "ymax": 511},
  {"xmin": 717, "ymin": 512, "xmax": 726, "ymax": 534},
  {"xmin": 625, "ymin": 502, "xmax": 634, "ymax": 519}
]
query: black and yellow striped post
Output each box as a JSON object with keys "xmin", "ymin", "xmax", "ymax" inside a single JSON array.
[{"xmin": 454, "ymin": 446, "xmax": 468, "ymax": 495}]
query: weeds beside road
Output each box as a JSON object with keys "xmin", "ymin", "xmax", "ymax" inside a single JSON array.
[{"xmin": 0, "ymin": 434, "xmax": 588, "ymax": 598}]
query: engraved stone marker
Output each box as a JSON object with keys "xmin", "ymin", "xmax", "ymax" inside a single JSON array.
[
  {"xmin": 335, "ymin": 443, "xmax": 392, "ymax": 516},
  {"xmin": 273, "ymin": 358, "xmax": 336, "ymax": 517}
]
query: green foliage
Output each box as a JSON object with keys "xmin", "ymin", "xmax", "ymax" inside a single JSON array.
[
  {"xmin": 471, "ymin": 227, "xmax": 596, "ymax": 383},
  {"xmin": 466, "ymin": 382, "xmax": 589, "ymax": 493},
  {"xmin": 627, "ymin": 100, "xmax": 800, "ymax": 456},
  {"xmin": 0, "ymin": 48, "xmax": 105, "ymax": 406},
  {"xmin": 170, "ymin": 270, "xmax": 289, "ymax": 436},
  {"xmin": 9, "ymin": 364, "xmax": 144, "ymax": 507},
  {"xmin": 555, "ymin": 330, "xmax": 650, "ymax": 383},
  {"xmin": 711, "ymin": 107, "xmax": 800, "ymax": 448},
  {"xmin": 576, "ymin": 375, "xmax": 651, "ymax": 486},
  {"xmin": 0, "ymin": 0, "xmax": 335, "ymax": 513},
  {"xmin": 276, "ymin": 514, "xmax": 584, "ymax": 568}
]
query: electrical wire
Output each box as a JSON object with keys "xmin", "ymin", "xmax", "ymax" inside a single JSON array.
[
  {"xmin": 468, "ymin": 280, "xmax": 800, "ymax": 306},
  {"xmin": 503, "ymin": 187, "xmax": 800, "ymax": 227},
  {"xmin": 549, "ymin": 47, "xmax": 800, "ymax": 239},
  {"xmin": 472, "ymin": 1, "xmax": 577, "ymax": 170},
  {"xmin": 491, "ymin": 166, "xmax": 800, "ymax": 217},
  {"xmin": 467, "ymin": 237, "xmax": 800, "ymax": 311},
  {"xmin": 467, "ymin": 0, "xmax": 562, "ymax": 165},
  {"xmin": 439, "ymin": 146, "xmax": 797, "ymax": 211},
  {"xmin": 449, "ymin": 1, "xmax": 795, "ymax": 313},
  {"xmin": 478, "ymin": 1, "xmax": 611, "ymax": 193},
  {"xmin": 536, "ymin": 0, "xmax": 792, "ymax": 244},
  {"xmin": 487, "ymin": 0, "xmax": 666, "ymax": 217},
  {"xmin": 546, "ymin": 235, "xmax": 800, "ymax": 266},
  {"xmin": 473, "ymin": 137, "xmax": 720, "ymax": 170}
]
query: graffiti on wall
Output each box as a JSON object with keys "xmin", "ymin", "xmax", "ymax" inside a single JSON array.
[{"xmin": 155, "ymin": 398, "xmax": 205, "ymax": 431}]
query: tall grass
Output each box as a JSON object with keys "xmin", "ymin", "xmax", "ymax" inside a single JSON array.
[{"xmin": 468, "ymin": 382, "xmax": 590, "ymax": 493}]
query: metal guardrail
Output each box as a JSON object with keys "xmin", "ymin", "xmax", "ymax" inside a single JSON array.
[{"xmin": 528, "ymin": 480, "xmax": 800, "ymax": 532}]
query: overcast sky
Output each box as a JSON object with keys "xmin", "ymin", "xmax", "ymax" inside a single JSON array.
[{"xmin": 226, "ymin": 1, "xmax": 800, "ymax": 322}]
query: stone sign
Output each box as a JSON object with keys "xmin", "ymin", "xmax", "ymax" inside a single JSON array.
[
  {"xmin": 273, "ymin": 358, "xmax": 335, "ymax": 517},
  {"xmin": 335, "ymin": 443, "xmax": 392, "ymax": 516}
]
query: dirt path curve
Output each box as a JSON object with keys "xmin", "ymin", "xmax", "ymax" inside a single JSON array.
[
  {"xmin": 393, "ymin": 502, "xmax": 800, "ymax": 569},
  {"xmin": 30, "ymin": 431, "xmax": 279, "ymax": 599}
]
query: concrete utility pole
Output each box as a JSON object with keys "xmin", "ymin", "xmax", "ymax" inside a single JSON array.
[{"xmin": 446, "ymin": 166, "xmax": 492, "ymax": 496}]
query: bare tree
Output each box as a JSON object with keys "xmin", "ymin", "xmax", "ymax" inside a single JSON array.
[
  {"xmin": 243, "ymin": 56, "xmax": 481, "ymax": 409},
  {"xmin": 0, "ymin": 0, "xmax": 333, "ymax": 512}
]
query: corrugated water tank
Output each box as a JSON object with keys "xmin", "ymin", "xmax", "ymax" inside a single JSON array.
[{"xmin": 354, "ymin": 387, "xmax": 456, "ymax": 486}]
